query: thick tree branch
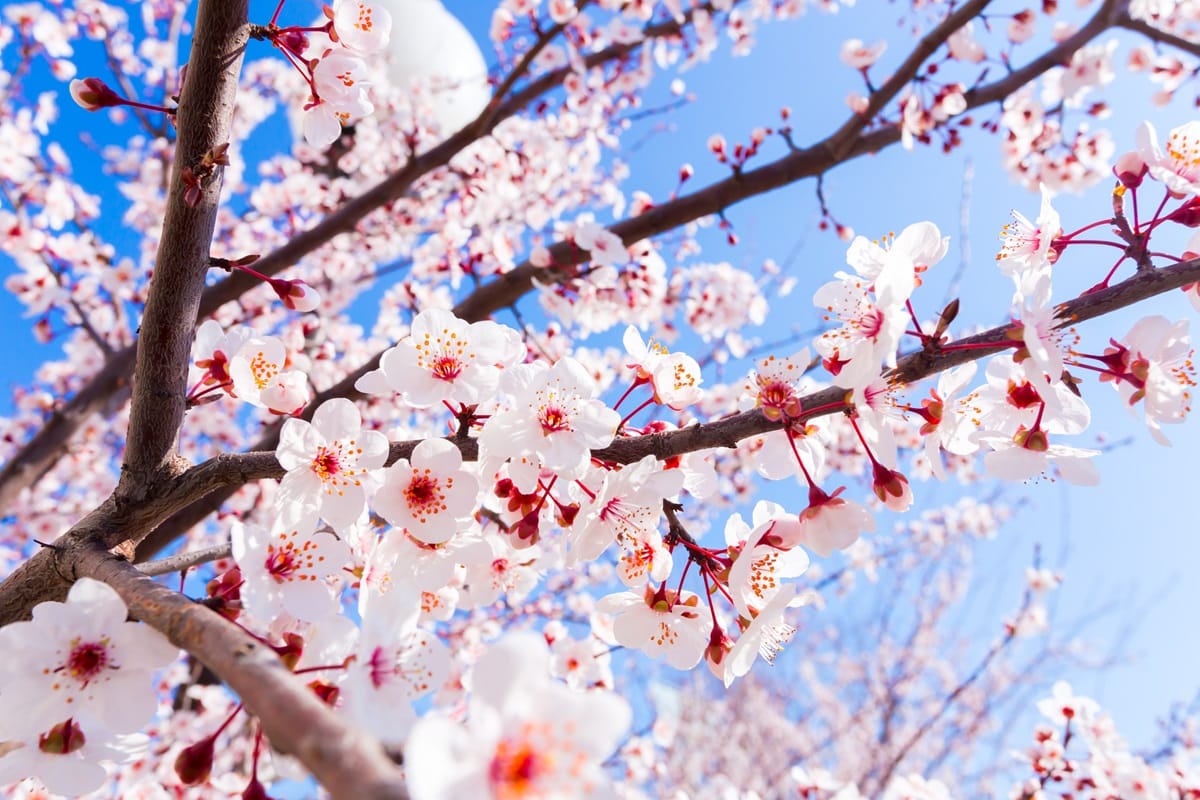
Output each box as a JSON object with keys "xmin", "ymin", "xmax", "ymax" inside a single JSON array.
[
  {"xmin": 121, "ymin": 0, "xmax": 249, "ymax": 484},
  {"xmin": 73, "ymin": 548, "xmax": 409, "ymax": 800}
]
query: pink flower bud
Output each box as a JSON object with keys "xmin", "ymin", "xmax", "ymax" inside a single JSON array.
[
  {"xmin": 270, "ymin": 278, "xmax": 321, "ymax": 312},
  {"xmin": 1113, "ymin": 151, "xmax": 1148, "ymax": 189},
  {"xmin": 69, "ymin": 77, "xmax": 122, "ymax": 111},
  {"xmin": 175, "ymin": 736, "xmax": 216, "ymax": 785}
]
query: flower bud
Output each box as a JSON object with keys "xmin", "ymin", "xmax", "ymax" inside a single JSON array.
[
  {"xmin": 175, "ymin": 736, "xmax": 216, "ymax": 785},
  {"xmin": 1113, "ymin": 151, "xmax": 1148, "ymax": 189},
  {"xmin": 270, "ymin": 278, "xmax": 321, "ymax": 312},
  {"xmin": 69, "ymin": 77, "xmax": 122, "ymax": 111}
]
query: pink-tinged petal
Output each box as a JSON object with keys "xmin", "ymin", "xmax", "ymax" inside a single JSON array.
[
  {"xmin": 412, "ymin": 437, "xmax": 462, "ymax": 471},
  {"xmin": 280, "ymin": 579, "xmax": 340, "ymax": 621},
  {"xmin": 358, "ymin": 429, "xmax": 391, "ymax": 470},
  {"xmin": 311, "ymin": 397, "xmax": 362, "ymax": 442},
  {"xmin": 277, "ymin": 417, "xmax": 322, "ymax": 471}
]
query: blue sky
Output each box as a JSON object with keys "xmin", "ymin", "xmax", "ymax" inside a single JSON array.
[{"xmin": 1, "ymin": 0, "xmax": 1196, "ymax": 769}]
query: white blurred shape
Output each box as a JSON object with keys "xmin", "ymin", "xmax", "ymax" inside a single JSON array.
[{"xmin": 379, "ymin": 0, "xmax": 490, "ymax": 134}]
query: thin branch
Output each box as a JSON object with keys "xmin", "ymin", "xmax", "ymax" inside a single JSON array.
[
  {"xmin": 138, "ymin": 542, "xmax": 231, "ymax": 576},
  {"xmin": 1117, "ymin": 10, "xmax": 1200, "ymax": 58},
  {"xmin": 73, "ymin": 548, "xmax": 409, "ymax": 800}
]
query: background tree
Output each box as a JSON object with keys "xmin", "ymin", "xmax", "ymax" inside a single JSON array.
[{"xmin": 0, "ymin": 0, "xmax": 1197, "ymax": 797}]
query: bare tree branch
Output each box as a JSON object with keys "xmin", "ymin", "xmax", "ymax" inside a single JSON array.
[{"xmin": 138, "ymin": 543, "xmax": 231, "ymax": 577}]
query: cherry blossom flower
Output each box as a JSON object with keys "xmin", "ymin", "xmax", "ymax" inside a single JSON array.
[
  {"xmin": 912, "ymin": 361, "xmax": 979, "ymax": 479},
  {"xmin": 0, "ymin": 578, "xmax": 177, "ymax": 738},
  {"xmin": 740, "ymin": 348, "xmax": 812, "ymax": 422},
  {"xmin": 724, "ymin": 501, "xmax": 810, "ymax": 618},
  {"xmin": 573, "ymin": 217, "xmax": 628, "ymax": 267},
  {"xmin": 996, "ymin": 185, "xmax": 1061, "ymax": 280},
  {"xmin": 0, "ymin": 719, "xmax": 142, "ymax": 796},
  {"xmin": 303, "ymin": 91, "xmax": 373, "ymax": 149},
  {"xmin": 231, "ymin": 520, "xmax": 352, "ymax": 623},
  {"xmin": 724, "ymin": 584, "xmax": 805, "ymax": 687},
  {"xmin": 947, "ymin": 22, "xmax": 985, "ymax": 63},
  {"xmin": 373, "ymin": 438, "xmax": 479, "ymax": 545},
  {"xmin": 977, "ymin": 428, "xmax": 1101, "ymax": 486},
  {"xmin": 813, "ymin": 273, "xmax": 906, "ymax": 390},
  {"xmin": 783, "ymin": 485, "xmax": 877, "ymax": 557},
  {"xmin": 228, "ymin": 335, "xmax": 310, "ymax": 414},
  {"xmin": 404, "ymin": 634, "xmax": 631, "ymax": 800},
  {"xmin": 363, "ymin": 308, "xmax": 523, "ymax": 408},
  {"xmin": 1037, "ymin": 681, "xmax": 1100, "ymax": 726},
  {"xmin": 190, "ymin": 320, "xmax": 252, "ymax": 399},
  {"xmin": 341, "ymin": 579, "xmax": 449, "ymax": 746},
  {"xmin": 597, "ymin": 586, "xmax": 710, "ymax": 670},
  {"xmin": 479, "ymin": 358, "xmax": 620, "ymax": 482},
  {"xmin": 569, "ymin": 456, "xmax": 683, "ymax": 586},
  {"xmin": 844, "ymin": 221, "xmax": 948, "ymax": 301},
  {"xmin": 1137, "ymin": 120, "xmax": 1200, "ymax": 196},
  {"xmin": 330, "ymin": 0, "xmax": 393, "ymax": 53},
  {"xmin": 276, "ymin": 398, "xmax": 389, "ymax": 532},
  {"xmin": 622, "ymin": 326, "xmax": 704, "ymax": 410},
  {"xmin": 839, "ymin": 38, "xmax": 886, "ymax": 69},
  {"xmin": 1105, "ymin": 314, "xmax": 1196, "ymax": 444}
]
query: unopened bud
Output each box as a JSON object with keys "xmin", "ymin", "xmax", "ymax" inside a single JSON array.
[
  {"xmin": 175, "ymin": 736, "xmax": 216, "ymax": 785},
  {"xmin": 1113, "ymin": 151, "xmax": 1148, "ymax": 189},
  {"xmin": 69, "ymin": 77, "xmax": 122, "ymax": 111}
]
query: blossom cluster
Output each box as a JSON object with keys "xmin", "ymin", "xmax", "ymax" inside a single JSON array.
[{"xmin": 4, "ymin": 0, "xmax": 1200, "ymax": 797}]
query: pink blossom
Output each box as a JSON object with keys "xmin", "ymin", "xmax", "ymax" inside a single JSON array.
[{"xmin": 373, "ymin": 438, "xmax": 480, "ymax": 545}]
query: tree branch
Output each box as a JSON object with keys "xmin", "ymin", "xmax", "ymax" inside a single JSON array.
[{"xmin": 120, "ymin": 0, "xmax": 249, "ymax": 484}]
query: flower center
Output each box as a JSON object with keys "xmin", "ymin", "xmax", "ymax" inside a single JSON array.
[
  {"xmin": 489, "ymin": 729, "xmax": 549, "ymax": 799},
  {"xmin": 538, "ymin": 405, "xmax": 571, "ymax": 435},
  {"xmin": 312, "ymin": 446, "xmax": 341, "ymax": 479},
  {"xmin": 263, "ymin": 531, "xmax": 321, "ymax": 583},
  {"xmin": 404, "ymin": 473, "xmax": 448, "ymax": 523},
  {"xmin": 1007, "ymin": 380, "xmax": 1041, "ymax": 409},
  {"xmin": 64, "ymin": 640, "xmax": 111, "ymax": 685},
  {"xmin": 250, "ymin": 351, "xmax": 280, "ymax": 389},
  {"xmin": 431, "ymin": 355, "xmax": 463, "ymax": 382}
]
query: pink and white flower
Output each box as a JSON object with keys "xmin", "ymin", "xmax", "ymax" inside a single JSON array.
[
  {"xmin": 724, "ymin": 503, "xmax": 810, "ymax": 619},
  {"xmin": 783, "ymin": 485, "xmax": 877, "ymax": 558},
  {"xmin": 229, "ymin": 335, "xmax": 310, "ymax": 414},
  {"xmin": 231, "ymin": 520, "xmax": 352, "ymax": 623},
  {"xmin": 0, "ymin": 579, "xmax": 177, "ymax": 740},
  {"xmin": 1137, "ymin": 120, "xmax": 1200, "ymax": 197},
  {"xmin": 373, "ymin": 438, "xmax": 480, "ymax": 545},
  {"xmin": 479, "ymin": 358, "xmax": 620, "ymax": 482},
  {"xmin": 330, "ymin": 0, "xmax": 392, "ymax": 54},
  {"xmin": 404, "ymin": 634, "xmax": 631, "ymax": 800},
  {"xmin": 596, "ymin": 586, "xmax": 710, "ymax": 670},
  {"xmin": 341, "ymin": 579, "xmax": 449, "ymax": 746},
  {"xmin": 364, "ymin": 308, "xmax": 523, "ymax": 408},
  {"xmin": 276, "ymin": 398, "xmax": 389, "ymax": 532}
]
